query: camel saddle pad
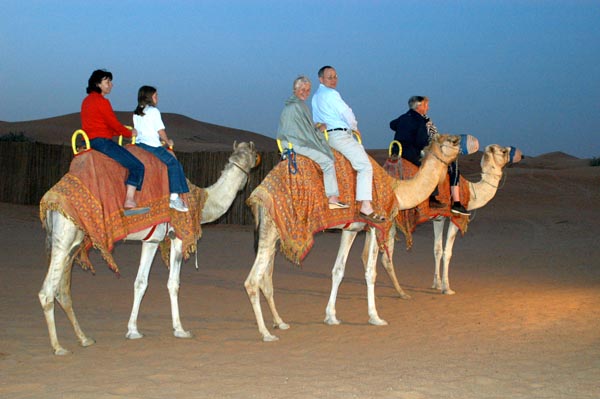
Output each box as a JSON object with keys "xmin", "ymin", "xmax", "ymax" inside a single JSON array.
[
  {"xmin": 247, "ymin": 151, "xmax": 398, "ymax": 265},
  {"xmin": 40, "ymin": 146, "xmax": 207, "ymax": 274},
  {"xmin": 383, "ymin": 157, "xmax": 470, "ymax": 250}
]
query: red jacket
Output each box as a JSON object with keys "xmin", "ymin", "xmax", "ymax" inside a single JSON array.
[{"xmin": 81, "ymin": 92, "xmax": 131, "ymax": 140}]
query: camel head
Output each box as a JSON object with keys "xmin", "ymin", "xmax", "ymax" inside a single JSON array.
[
  {"xmin": 231, "ymin": 141, "xmax": 261, "ymax": 173},
  {"xmin": 481, "ymin": 144, "xmax": 512, "ymax": 175},
  {"xmin": 426, "ymin": 133, "xmax": 461, "ymax": 166}
]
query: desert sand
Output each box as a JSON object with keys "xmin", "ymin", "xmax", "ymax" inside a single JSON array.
[{"xmin": 1, "ymin": 153, "xmax": 599, "ymax": 399}]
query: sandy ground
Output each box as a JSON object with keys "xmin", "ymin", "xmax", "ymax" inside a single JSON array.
[{"xmin": 1, "ymin": 155, "xmax": 599, "ymax": 399}]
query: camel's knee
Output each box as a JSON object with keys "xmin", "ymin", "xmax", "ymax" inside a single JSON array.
[
  {"xmin": 133, "ymin": 278, "xmax": 148, "ymax": 292},
  {"xmin": 38, "ymin": 290, "xmax": 54, "ymax": 310},
  {"xmin": 244, "ymin": 278, "xmax": 258, "ymax": 297},
  {"xmin": 167, "ymin": 278, "xmax": 180, "ymax": 293}
]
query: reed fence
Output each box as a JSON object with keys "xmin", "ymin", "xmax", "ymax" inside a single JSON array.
[{"xmin": 0, "ymin": 141, "xmax": 280, "ymax": 225}]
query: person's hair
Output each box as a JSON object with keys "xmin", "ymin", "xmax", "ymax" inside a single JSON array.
[
  {"xmin": 134, "ymin": 85, "xmax": 157, "ymax": 116},
  {"xmin": 408, "ymin": 95, "xmax": 428, "ymax": 110},
  {"xmin": 293, "ymin": 75, "xmax": 311, "ymax": 92},
  {"xmin": 86, "ymin": 69, "xmax": 113, "ymax": 94},
  {"xmin": 318, "ymin": 65, "xmax": 335, "ymax": 78}
]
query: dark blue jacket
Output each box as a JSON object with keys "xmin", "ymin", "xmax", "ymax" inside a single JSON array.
[{"xmin": 389, "ymin": 109, "xmax": 430, "ymax": 166}]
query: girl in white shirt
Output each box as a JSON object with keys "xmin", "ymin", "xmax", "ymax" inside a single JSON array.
[{"xmin": 133, "ymin": 86, "xmax": 189, "ymax": 212}]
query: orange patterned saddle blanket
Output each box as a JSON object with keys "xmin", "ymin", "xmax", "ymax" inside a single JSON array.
[
  {"xmin": 40, "ymin": 146, "xmax": 206, "ymax": 274},
  {"xmin": 247, "ymin": 151, "xmax": 398, "ymax": 265},
  {"xmin": 382, "ymin": 157, "xmax": 470, "ymax": 249}
]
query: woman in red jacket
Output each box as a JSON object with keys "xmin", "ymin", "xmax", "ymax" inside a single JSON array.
[{"xmin": 81, "ymin": 69, "xmax": 148, "ymax": 215}]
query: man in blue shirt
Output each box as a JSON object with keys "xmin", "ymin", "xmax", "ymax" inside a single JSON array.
[{"xmin": 312, "ymin": 65, "xmax": 384, "ymax": 224}]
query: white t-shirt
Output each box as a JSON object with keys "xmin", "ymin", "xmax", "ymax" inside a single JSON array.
[{"xmin": 133, "ymin": 106, "xmax": 165, "ymax": 147}]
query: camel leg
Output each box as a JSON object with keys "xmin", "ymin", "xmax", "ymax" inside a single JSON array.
[
  {"xmin": 38, "ymin": 212, "xmax": 90, "ymax": 355},
  {"xmin": 126, "ymin": 241, "xmax": 159, "ymax": 339},
  {"xmin": 432, "ymin": 218, "xmax": 446, "ymax": 290},
  {"xmin": 324, "ymin": 230, "xmax": 358, "ymax": 325},
  {"xmin": 369, "ymin": 224, "xmax": 411, "ymax": 299},
  {"xmin": 167, "ymin": 238, "xmax": 192, "ymax": 338},
  {"xmin": 260, "ymin": 251, "xmax": 289, "ymax": 330},
  {"xmin": 440, "ymin": 223, "xmax": 460, "ymax": 295},
  {"xmin": 244, "ymin": 214, "xmax": 281, "ymax": 341},
  {"xmin": 363, "ymin": 227, "xmax": 387, "ymax": 326}
]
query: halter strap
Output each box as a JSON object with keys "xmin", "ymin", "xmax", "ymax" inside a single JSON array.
[
  {"xmin": 229, "ymin": 160, "xmax": 250, "ymax": 178},
  {"xmin": 426, "ymin": 147, "xmax": 450, "ymax": 166}
]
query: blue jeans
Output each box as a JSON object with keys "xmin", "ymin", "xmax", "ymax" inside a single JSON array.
[
  {"xmin": 90, "ymin": 138, "xmax": 144, "ymax": 190},
  {"xmin": 137, "ymin": 143, "xmax": 189, "ymax": 194}
]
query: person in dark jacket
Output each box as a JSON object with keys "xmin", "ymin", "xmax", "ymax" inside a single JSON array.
[{"xmin": 389, "ymin": 96, "xmax": 470, "ymax": 215}]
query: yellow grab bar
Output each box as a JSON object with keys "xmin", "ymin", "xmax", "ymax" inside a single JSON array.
[
  {"xmin": 118, "ymin": 125, "xmax": 134, "ymax": 146},
  {"xmin": 276, "ymin": 139, "xmax": 293, "ymax": 153},
  {"xmin": 389, "ymin": 140, "xmax": 402, "ymax": 158},
  {"xmin": 71, "ymin": 129, "xmax": 90, "ymax": 155}
]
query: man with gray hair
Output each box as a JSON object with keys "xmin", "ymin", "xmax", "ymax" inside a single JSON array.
[
  {"xmin": 389, "ymin": 95, "xmax": 470, "ymax": 215},
  {"xmin": 277, "ymin": 75, "xmax": 348, "ymax": 209}
]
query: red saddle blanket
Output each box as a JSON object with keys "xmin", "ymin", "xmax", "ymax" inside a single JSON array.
[
  {"xmin": 39, "ymin": 146, "xmax": 207, "ymax": 274},
  {"xmin": 383, "ymin": 157, "xmax": 470, "ymax": 250},
  {"xmin": 247, "ymin": 152, "xmax": 398, "ymax": 265}
]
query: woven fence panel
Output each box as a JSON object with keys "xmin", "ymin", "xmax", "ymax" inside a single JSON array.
[{"xmin": 0, "ymin": 142, "xmax": 281, "ymax": 225}]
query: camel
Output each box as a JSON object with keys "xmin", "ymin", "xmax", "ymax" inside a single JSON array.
[
  {"xmin": 371, "ymin": 144, "xmax": 514, "ymax": 298},
  {"xmin": 39, "ymin": 141, "xmax": 259, "ymax": 355},
  {"xmin": 244, "ymin": 134, "xmax": 461, "ymax": 341}
]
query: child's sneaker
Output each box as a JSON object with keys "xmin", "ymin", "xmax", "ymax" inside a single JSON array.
[{"xmin": 170, "ymin": 197, "xmax": 189, "ymax": 212}]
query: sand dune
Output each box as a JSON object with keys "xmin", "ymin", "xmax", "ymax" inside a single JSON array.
[{"xmin": 0, "ymin": 112, "xmax": 276, "ymax": 152}]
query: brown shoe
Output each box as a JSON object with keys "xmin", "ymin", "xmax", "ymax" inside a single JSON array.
[
  {"xmin": 359, "ymin": 211, "xmax": 386, "ymax": 224},
  {"xmin": 429, "ymin": 198, "xmax": 445, "ymax": 209}
]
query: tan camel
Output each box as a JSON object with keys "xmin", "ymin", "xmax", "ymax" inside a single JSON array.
[
  {"xmin": 373, "ymin": 144, "xmax": 514, "ymax": 297},
  {"xmin": 244, "ymin": 134, "xmax": 461, "ymax": 341},
  {"xmin": 39, "ymin": 142, "xmax": 259, "ymax": 355}
]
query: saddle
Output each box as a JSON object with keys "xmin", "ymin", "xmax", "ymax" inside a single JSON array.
[
  {"xmin": 40, "ymin": 146, "xmax": 206, "ymax": 274},
  {"xmin": 383, "ymin": 157, "xmax": 470, "ymax": 250},
  {"xmin": 247, "ymin": 151, "xmax": 398, "ymax": 265}
]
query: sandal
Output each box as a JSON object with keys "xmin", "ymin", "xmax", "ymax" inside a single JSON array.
[
  {"xmin": 328, "ymin": 201, "xmax": 350, "ymax": 210},
  {"xmin": 359, "ymin": 211, "xmax": 386, "ymax": 224}
]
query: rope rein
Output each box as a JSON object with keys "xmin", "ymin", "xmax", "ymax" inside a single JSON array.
[{"xmin": 281, "ymin": 148, "xmax": 298, "ymax": 175}]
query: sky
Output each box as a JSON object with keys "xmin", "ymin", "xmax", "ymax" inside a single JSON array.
[{"xmin": 1, "ymin": 0, "xmax": 599, "ymax": 158}]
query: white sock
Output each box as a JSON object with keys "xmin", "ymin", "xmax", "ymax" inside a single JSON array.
[{"xmin": 170, "ymin": 193, "xmax": 178, "ymax": 200}]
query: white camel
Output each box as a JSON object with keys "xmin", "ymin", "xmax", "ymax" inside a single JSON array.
[
  {"xmin": 372, "ymin": 144, "xmax": 514, "ymax": 298},
  {"xmin": 39, "ymin": 141, "xmax": 259, "ymax": 355},
  {"xmin": 244, "ymin": 134, "xmax": 461, "ymax": 341}
]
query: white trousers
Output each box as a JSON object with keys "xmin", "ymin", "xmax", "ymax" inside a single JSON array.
[{"xmin": 327, "ymin": 130, "xmax": 372, "ymax": 201}]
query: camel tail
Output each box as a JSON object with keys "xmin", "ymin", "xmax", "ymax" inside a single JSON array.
[
  {"xmin": 43, "ymin": 210, "xmax": 53, "ymax": 265},
  {"xmin": 250, "ymin": 203, "xmax": 261, "ymax": 254}
]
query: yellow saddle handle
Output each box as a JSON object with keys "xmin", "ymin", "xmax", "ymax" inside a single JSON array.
[
  {"xmin": 71, "ymin": 129, "xmax": 90, "ymax": 155},
  {"xmin": 389, "ymin": 140, "xmax": 402, "ymax": 158},
  {"xmin": 276, "ymin": 139, "xmax": 293, "ymax": 153},
  {"xmin": 118, "ymin": 125, "xmax": 134, "ymax": 146}
]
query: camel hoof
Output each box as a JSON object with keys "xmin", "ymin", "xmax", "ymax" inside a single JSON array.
[
  {"xmin": 54, "ymin": 347, "xmax": 72, "ymax": 356},
  {"xmin": 369, "ymin": 317, "xmax": 388, "ymax": 326},
  {"xmin": 80, "ymin": 337, "xmax": 95, "ymax": 347},
  {"xmin": 126, "ymin": 331, "xmax": 144, "ymax": 340},
  {"xmin": 398, "ymin": 292, "xmax": 412, "ymax": 300},
  {"xmin": 442, "ymin": 289, "xmax": 456, "ymax": 295},
  {"xmin": 174, "ymin": 330, "xmax": 193, "ymax": 339},
  {"xmin": 262, "ymin": 334, "xmax": 279, "ymax": 342},
  {"xmin": 275, "ymin": 322, "xmax": 290, "ymax": 330},
  {"xmin": 324, "ymin": 317, "xmax": 341, "ymax": 325}
]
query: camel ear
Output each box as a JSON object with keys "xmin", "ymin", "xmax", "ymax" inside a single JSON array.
[
  {"xmin": 233, "ymin": 140, "xmax": 238, "ymax": 150},
  {"xmin": 250, "ymin": 141, "xmax": 255, "ymax": 151}
]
